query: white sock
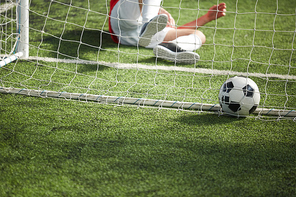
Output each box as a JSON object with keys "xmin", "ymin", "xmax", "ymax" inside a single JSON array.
[{"xmin": 141, "ymin": 0, "xmax": 162, "ymax": 23}]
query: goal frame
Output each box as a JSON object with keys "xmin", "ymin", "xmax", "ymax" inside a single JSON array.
[
  {"xmin": 0, "ymin": 0, "xmax": 29, "ymax": 67},
  {"xmin": 17, "ymin": 0, "xmax": 29, "ymax": 58}
]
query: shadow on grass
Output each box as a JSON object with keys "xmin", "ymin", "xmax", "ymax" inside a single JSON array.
[
  {"xmin": 32, "ymin": 30, "xmax": 150, "ymax": 60},
  {"xmin": 176, "ymin": 113, "xmax": 242, "ymax": 126},
  {"xmin": 1, "ymin": 94, "xmax": 296, "ymax": 196}
]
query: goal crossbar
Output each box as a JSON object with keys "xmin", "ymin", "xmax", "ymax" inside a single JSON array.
[{"xmin": 1, "ymin": 87, "xmax": 295, "ymax": 118}]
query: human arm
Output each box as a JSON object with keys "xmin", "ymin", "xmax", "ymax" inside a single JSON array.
[{"xmin": 178, "ymin": 2, "xmax": 226, "ymax": 29}]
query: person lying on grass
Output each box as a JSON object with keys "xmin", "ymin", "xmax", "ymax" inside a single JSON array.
[{"xmin": 109, "ymin": 0, "xmax": 226, "ymax": 64}]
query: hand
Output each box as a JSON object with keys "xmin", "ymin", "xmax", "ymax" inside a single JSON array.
[
  {"xmin": 206, "ymin": 3, "xmax": 226, "ymax": 22},
  {"xmin": 158, "ymin": 8, "xmax": 176, "ymax": 28}
]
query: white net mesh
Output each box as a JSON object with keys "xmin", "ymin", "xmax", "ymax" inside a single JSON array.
[{"xmin": 0, "ymin": 0, "xmax": 18, "ymax": 58}]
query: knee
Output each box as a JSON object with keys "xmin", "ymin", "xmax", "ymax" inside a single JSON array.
[{"xmin": 196, "ymin": 31, "xmax": 206, "ymax": 45}]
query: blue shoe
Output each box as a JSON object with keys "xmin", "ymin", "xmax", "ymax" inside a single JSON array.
[
  {"xmin": 138, "ymin": 14, "xmax": 168, "ymax": 47},
  {"xmin": 153, "ymin": 43, "xmax": 200, "ymax": 64}
]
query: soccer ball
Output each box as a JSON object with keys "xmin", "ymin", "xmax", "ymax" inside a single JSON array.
[{"xmin": 218, "ymin": 76, "xmax": 260, "ymax": 117}]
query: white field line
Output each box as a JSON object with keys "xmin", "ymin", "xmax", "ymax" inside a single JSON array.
[{"xmin": 27, "ymin": 56, "xmax": 296, "ymax": 80}]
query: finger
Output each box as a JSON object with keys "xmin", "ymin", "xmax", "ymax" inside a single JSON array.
[
  {"xmin": 219, "ymin": 9, "xmax": 226, "ymax": 17},
  {"xmin": 209, "ymin": 5, "xmax": 218, "ymax": 11},
  {"xmin": 222, "ymin": 8, "xmax": 226, "ymax": 15},
  {"xmin": 218, "ymin": 3, "xmax": 226, "ymax": 10},
  {"xmin": 218, "ymin": 7, "xmax": 226, "ymax": 14}
]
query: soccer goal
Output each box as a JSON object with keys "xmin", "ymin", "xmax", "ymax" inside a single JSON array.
[
  {"xmin": 0, "ymin": 0, "xmax": 28, "ymax": 64},
  {"xmin": 0, "ymin": 0, "xmax": 295, "ymax": 120}
]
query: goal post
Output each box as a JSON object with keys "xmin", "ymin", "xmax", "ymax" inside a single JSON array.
[
  {"xmin": 16, "ymin": 0, "xmax": 29, "ymax": 58},
  {"xmin": 0, "ymin": 0, "xmax": 28, "ymax": 67},
  {"xmin": 0, "ymin": 0, "xmax": 295, "ymax": 120}
]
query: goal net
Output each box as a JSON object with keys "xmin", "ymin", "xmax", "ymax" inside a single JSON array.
[{"xmin": 0, "ymin": 0, "xmax": 295, "ymax": 120}]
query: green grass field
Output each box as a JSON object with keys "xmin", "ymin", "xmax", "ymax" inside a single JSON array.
[
  {"xmin": 1, "ymin": 0, "xmax": 296, "ymax": 109},
  {"xmin": 1, "ymin": 0, "xmax": 296, "ymax": 196},
  {"xmin": 1, "ymin": 93, "xmax": 296, "ymax": 196}
]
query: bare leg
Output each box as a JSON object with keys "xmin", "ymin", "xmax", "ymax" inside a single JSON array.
[{"xmin": 164, "ymin": 29, "xmax": 206, "ymax": 44}]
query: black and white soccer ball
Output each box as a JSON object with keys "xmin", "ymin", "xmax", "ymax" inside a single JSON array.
[{"xmin": 218, "ymin": 76, "xmax": 260, "ymax": 117}]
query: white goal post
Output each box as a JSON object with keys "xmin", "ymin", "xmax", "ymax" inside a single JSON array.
[
  {"xmin": 0, "ymin": 0, "xmax": 28, "ymax": 66},
  {"xmin": 16, "ymin": 0, "xmax": 29, "ymax": 58},
  {"xmin": 0, "ymin": 0, "xmax": 295, "ymax": 120}
]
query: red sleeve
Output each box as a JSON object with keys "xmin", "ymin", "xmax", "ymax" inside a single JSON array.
[{"xmin": 109, "ymin": 0, "xmax": 120, "ymax": 43}]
